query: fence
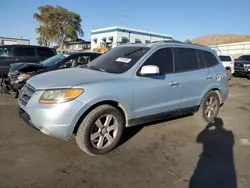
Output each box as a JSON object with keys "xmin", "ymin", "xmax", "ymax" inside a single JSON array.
[{"xmin": 210, "ymin": 42, "xmax": 250, "ymax": 58}]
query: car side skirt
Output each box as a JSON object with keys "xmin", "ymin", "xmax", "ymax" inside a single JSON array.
[{"xmin": 127, "ymin": 106, "xmax": 199, "ymax": 127}]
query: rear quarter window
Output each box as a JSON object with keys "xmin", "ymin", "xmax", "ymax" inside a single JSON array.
[
  {"xmin": 14, "ymin": 47, "xmax": 35, "ymax": 57},
  {"xmin": 199, "ymin": 50, "xmax": 219, "ymax": 67}
]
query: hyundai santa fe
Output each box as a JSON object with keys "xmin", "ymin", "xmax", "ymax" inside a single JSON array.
[{"xmin": 18, "ymin": 41, "xmax": 229, "ymax": 156}]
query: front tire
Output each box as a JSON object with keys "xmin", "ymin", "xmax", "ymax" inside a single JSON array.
[
  {"xmin": 75, "ymin": 105, "xmax": 124, "ymax": 156},
  {"xmin": 247, "ymin": 74, "xmax": 250, "ymax": 80},
  {"xmin": 228, "ymin": 68, "xmax": 232, "ymax": 80},
  {"xmin": 195, "ymin": 91, "xmax": 220, "ymax": 124}
]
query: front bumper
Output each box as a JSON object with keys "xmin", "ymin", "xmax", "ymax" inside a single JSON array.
[
  {"xmin": 234, "ymin": 67, "xmax": 250, "ymax": 74},
  {"xmin": 18, "ymin": 90, "xmax": 90, "ymax": 139}
]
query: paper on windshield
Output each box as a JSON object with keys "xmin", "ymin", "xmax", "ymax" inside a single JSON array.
[
  {"xmin": 63, "ymin": 54, "xmax": 70, "ymax": 58},
  {"xmin": 116, "ymin": 57, "xmax": 131, "ymax": 63}
]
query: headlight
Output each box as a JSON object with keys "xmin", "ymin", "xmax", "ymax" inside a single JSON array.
[
  {"xmin": 17, "ymin": 74, "xmax": 30, "ymax": 82},
  {"xmin": 244, "ymin": 64, "xmax": 250, "ymax": 67},
  {"xmin": 39, "ymin": 89, "xmax": 84, "ymax": 104}
]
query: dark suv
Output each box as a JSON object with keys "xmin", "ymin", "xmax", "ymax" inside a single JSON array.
[
  {"xmin": 234, "ymin": 55, "xmax": 250, "ymax": 79},
  {"xmin": 0, "ymin": 45, "xmax": 56, "ymax": 76}
]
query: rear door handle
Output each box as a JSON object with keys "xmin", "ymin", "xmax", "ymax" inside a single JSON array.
[
  {"xmin": 169, "ymin": 81, "xmax": 179, "ymax": 86},
  {"xmin": 206, "ymin": 76, "xmax": 213, "ymax": 80}
]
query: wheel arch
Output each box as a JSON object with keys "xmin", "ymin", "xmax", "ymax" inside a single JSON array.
[
  {"xmin": 72, "ymin": 100, "xmax": 129, "ymax": 134},
  {"xmin": 200, "ymin": 88, "xmax": 222, "ymax": 106}
]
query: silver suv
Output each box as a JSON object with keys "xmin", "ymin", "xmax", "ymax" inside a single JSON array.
[{"xmin": 18, "ymin": 41, "xmax": 229, "ymax": 155}]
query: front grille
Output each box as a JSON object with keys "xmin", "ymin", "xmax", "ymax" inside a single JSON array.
[
  {"xmin": 235, "ymin": 63, "xmax": 243, "ymax": 68},
  {"xmin": 19, "ymin": 84, "xmax": 36, "ymax": 106}
]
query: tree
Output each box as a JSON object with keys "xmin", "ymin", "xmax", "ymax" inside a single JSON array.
[
  {"xmin": 34, "ymin": 5, "xmax": 84, "ymax": 49},
  {"xmin": 36, "ymin": 27, "xmax": 51, "ymax": 46}
]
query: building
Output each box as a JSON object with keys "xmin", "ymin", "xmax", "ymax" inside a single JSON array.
[
  {"xmin": 0, "ymin": 36, "xmax": 30, "ymax": 45},
  {"xmin": 91, "ymin": 26, "xmax": 173, "ymax": 51},
  {"xmin": 64, "ymin": 39, "xmax": 91, "ymax": 51},
  {"xmin": 210, "ymin": 41, "xmax": 250, "ymax": 58}
]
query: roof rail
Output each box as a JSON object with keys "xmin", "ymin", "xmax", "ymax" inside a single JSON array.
[{"xmin": 151, "ymin": 40, "xmax": 184, "ymax": 44}]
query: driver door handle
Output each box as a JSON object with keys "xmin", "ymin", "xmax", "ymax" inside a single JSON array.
[{"xmin": 169, "ymin": 81, "xmax": 179, "ymax": 86}]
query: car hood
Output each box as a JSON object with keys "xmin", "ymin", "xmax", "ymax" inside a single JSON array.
[
  {"xmin": 234, "ymin": 60, "xmax": 250, "ymax": 64},
  {"xmin": 10, "ymin": 62, "xmax": 45, "ymax": 73},
  {"xmin": 27, "ymin": 68, "xmax": 122, "ymax": 90}
]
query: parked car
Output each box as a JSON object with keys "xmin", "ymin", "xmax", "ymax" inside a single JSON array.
[
  {"xmin": 234, "ymin": 55, "xmax": 250, "ymax": 79},
  {"xmin": 18, "ymin": 41, "xmax": 228, "ymax": 156},
  {"xmin": 2, "ymin": 52, "xmax": 102, "ymax": 97},
  {"xmin": 218, "ymin": 55, "xmax": 234, "ymax": 78},
  {"xmin": 0, "ymin": 45, "xmax": 56, "ymax": 77}
]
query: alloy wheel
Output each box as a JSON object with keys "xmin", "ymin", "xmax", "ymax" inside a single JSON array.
[
  {"xmin": 204, "ymin": 96, "xmax": 218, "ymax": 119},
  {"xmin": 90, "ymin": 114, "xmax": 118, "ymax": 149}
]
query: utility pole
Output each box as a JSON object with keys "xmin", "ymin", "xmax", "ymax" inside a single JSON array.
[{"xmin": 121, "ymin": 9, "xmax": 125, "ymax": 26}]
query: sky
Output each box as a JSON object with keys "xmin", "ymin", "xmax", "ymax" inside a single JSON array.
[{"xmin": 0, "ymin": 0, "xmax": 249, "ymax": 44}]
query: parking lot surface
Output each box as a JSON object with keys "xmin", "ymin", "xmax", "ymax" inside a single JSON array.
[{"xmin": 0, "ymin": 77, "xmax": 250, "ymax": 188}]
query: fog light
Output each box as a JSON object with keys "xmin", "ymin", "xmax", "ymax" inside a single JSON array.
[{"xmin": 40, "ymin": 127, "xmax": 50, "ymax": 135}]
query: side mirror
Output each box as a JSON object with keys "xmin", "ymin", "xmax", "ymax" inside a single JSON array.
[{"xmin": 139, "ymin": 65, "xmax": 160, "ymax": 76}]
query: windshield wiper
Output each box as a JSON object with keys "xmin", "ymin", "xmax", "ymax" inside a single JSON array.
[{"xmin": 86, "ymin": 66, "xmax": 107, "ymax": 72}]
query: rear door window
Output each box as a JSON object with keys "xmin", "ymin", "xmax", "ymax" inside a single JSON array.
[
  {"xmin": 197, "ymin": 50, "xmax": 207, "ymax": 69},
  {"xmin": 200, "ymin": 50, "xmax": 219, "ymax": 67},
  {"xmin": 15, "ymin": 47, "xmax": 35, "ymax": 57},
  {"xmin": 175, "ymin": 48, "xmax": 199, "ymax": 72}
]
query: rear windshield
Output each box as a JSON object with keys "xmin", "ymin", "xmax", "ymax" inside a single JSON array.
[
  {"xmin": 237, "ymin": 55, "xmax": 250, "ymax": 61},
  {"xmin": 87, "ymin": 46, "xmax": 150, "ymax": 74},
  {"xmin": 219, "ymin": 55, "xmax": 231, "ymax": 61}
]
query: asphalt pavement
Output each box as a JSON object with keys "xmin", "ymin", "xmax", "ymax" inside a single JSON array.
[{"xmin": 0, "ymin": 77, "xmax": 250, "ymax": 188}]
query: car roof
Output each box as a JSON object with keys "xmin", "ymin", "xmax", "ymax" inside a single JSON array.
[
  {"xmin": 63, "ymin": 52, "xmax": 102, "ymax": 55},
  {"xmin": 0, "ymin": 44, "xmax": 54, "ymax": 49},
  {"xmin": 116, "ymin": 40, "xmax": 213, "ymax": 52},
  {"xmin": 218, "ymin": 54, "xmax": 231, "ymax": 57}
]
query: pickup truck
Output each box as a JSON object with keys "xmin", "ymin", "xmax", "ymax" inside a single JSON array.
[{"xmin": 234, "ymin": 55, "xmax": 250, "ymax": 79}]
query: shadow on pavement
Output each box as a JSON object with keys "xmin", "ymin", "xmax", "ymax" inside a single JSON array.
[
  {"xmin": 119, "ymin": 114, "xmax": 191, "ymax": 147},
  {"xmin": 189, "ymin": 118, "xmax": 237, "ymax": 188}
]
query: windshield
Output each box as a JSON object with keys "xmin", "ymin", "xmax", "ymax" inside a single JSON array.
[
  {"xmin": 237, "ymin": 55, "xmax": 250, "ymax": 61},
  {"xmin": 219, "ymin": 55, "xmax": 232, "ymax": 61},
  {"xmin": 87, "ymin": 46, "xmax": 150, "ymax": 74},
  {"xmin": 42, "ymin": 53, "xmax": 70, "ymax": 67}
]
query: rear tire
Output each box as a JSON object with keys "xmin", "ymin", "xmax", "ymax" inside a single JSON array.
[
  {"xmin": 75, "ymin": 105, "xmax": 124, "ymax": 156},
  {"xmin": 195, "ymin": 91, "xmax": 220, "ymax": 125}
]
